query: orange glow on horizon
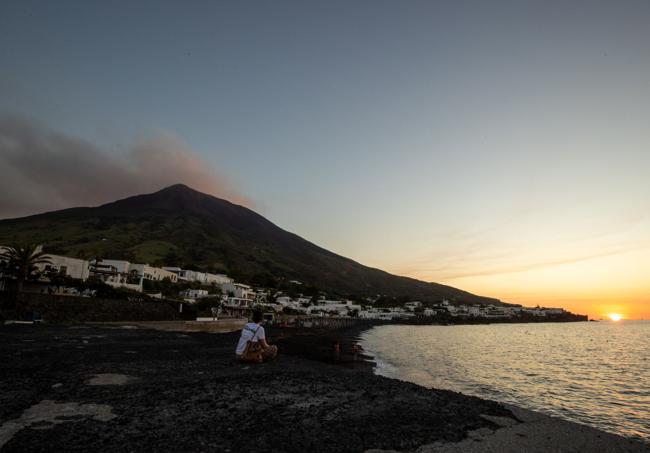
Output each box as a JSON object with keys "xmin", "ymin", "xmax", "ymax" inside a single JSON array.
[
  {"xmin": 390, "ymin": 246, "xmax": 650, "ymax": 321},
  {"xmin": 442, "ymin": 289, "xmax": 648, "ymax": 321},
  {"xmin": 375, "ymin": 214, "xmax": 650, "ymax": 321},
  {"xmin": 608, "ymin": 313, "xmax": 623, "ymax": 321}
]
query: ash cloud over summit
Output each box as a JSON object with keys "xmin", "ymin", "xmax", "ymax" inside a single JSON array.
[{"xmin": 0, "ymin": 114, "xmax": 250, "ymax": 219}]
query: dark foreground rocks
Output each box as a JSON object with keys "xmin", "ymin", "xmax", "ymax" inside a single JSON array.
[{"xmin": 0, "ymin": 324, "xmax": 514, "ymax": 452}]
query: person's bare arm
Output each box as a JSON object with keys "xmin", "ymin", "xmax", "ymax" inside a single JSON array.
[{"xmin": 259, "ymin": 337, "xmax": 270, "ymax": 349}]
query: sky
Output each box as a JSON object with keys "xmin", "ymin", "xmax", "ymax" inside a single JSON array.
[{"xmin": 1, "ymin": 0, "xmax": 649, "ymax": 319}]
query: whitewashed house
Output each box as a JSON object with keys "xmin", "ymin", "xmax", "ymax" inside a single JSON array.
[
  {"xmin": 0, "ymin": 247, "xmax": 89, "ymax": 282},
  {"xmin": 483, "ymin": 306, "xmax": 512, "ymax": 318},
  {"xmin": 309, "ymin": 300, "xmax": 362, "ymax": 317},
  {"xmin": 179, "ymin": 289, "xmax": 209, "ymax": 300},
  {"xmin": 275, "ymin": 296, "xmax": 295, "ymax": 307},
  {"xmin": 446, "ymin": 305, "xmax": 459, "ymax": 316},
  {"xmin": 98, "ymin": 259, "xmax": 132, "ymax": 274},
  {"xmin": 404, "ymin": 301, "xmax": 422, "ymax": 311},
  {"xmin": 221, "ymin": 282, "xmax": 254, "ymax": 300},
  {"xmin": 178, "ymin": 270, "xmax": 208, "ymax": 284},
  {"xmin": 275, "ymin": 296, "xmax": 307, "ymax": 311},
  {"xmin": 358, "ymin": 309, "xmax": 396, "ymax": 320},
  {"xmin": 521, "ymin": 308, "xmax": 546, "ymax": 317},
  {"xmin": 90, "ymin": 261, "xmax": 143, "ymax": 292},
  {"xmin": 163, "ymin": 268, "xmax": 233, "ymax": 286},
  {"xmin": 223, "ymin": 297, "xmax": 255, "ymax": 308},
  {"xmin": 129, "ymin": 264, "xmax": 178, "ymax": 282},
  {"xmin": 35, "ymin": 255, "xmax": 91, "ymax": 280},
  {"xmin": 204, "ymin": 273, "xmax": 233, "ymax": 285},
  {"xmin": 162, "ymin": 266, "xmax": 183, "ymax": 276}
]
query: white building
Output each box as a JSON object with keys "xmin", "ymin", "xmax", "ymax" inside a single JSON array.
[
  {"xmin": 221, "ymin": 282, "xmax": 254, "ymax": 300},
  {"xmin": 177, "ymin": 269, "xmax": 204, "ymax": 282},
  {"xmin": 275, "ymin": 296, "xmax": 295, "ymax": 306},
  {"xmin": 90, "ymin": 261, "xmax": 143, "ymax": 292},
  {"xmin": 204, "ymin": 273, "xmax": 233, "ymax": 285},
  {"xmin": 0, "ymin": 247, "xmax": 89, "ymax": 281},
  {"xmin": 483, "ymin": 306, "xmax": 512, "ymax": 318},
  {"xmin": 521, "ymin": 308, "xmax": 546, "ymax": 317},
  {"xmin": 179, "ymin": 289, "xmax": 209, "ymax": 300},
  {"xmin": 223, "ymin": 297, "xmax": 255, "ymax": 308},
  {"xmin": 309, "ymin": 303, "xmax": 362, "ymax": 317},
  {"xmin": 274, "ymin": 296, "xmax": 306, "ymax": 310},
  {"xmin": 98, "ymin": 259, "xmax": 132, "ymax": 274},
  {"xmin": 164, "ymin": 268, "xmax": 233, "ymax": 286},
  {"xmin": 162, "ymin": 266, "xmax": 183, "ymax": 275},
  {"xmin": 129, "ymin": 264, "xmax": 178, "ymax": 282},
  {"xmin": 358, "ymin": 309, "xmax": 396, "ymax": 320},
  {"xmin": 404, "ymin": 301, "xmax": 422, "ymax": 311},
  {"xmin": 35, "ymin": 254, "xmax": 91, "ymax": 281},
  {"xmin": 307, "ymin": 299, "xmax": 362, "ymax": 317},
  {"xmin": 446, "ymin": 305, "xmax": 458, "ymax": 314}
]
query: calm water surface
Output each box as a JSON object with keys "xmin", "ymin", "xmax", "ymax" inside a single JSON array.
[{"xmin": 360, "ymin": 321, "xmax": 650, "ymax": 442}]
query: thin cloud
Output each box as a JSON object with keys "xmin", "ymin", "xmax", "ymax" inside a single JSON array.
[
  {"xmin": 388, "ymin": 213, "xmax": 650, "ymax": 282},
  {"xmin": 437, "ymin": 248, "xmax": 636, "ymax": 280},
  {"xmin": 0, "ymin": 113, "xmax": 251, "ymax": 219},
  {"xmin": 398, "ymin": 242, "xmax": 650, "ymax": 281}
]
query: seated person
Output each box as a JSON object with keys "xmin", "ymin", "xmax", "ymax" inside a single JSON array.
[{"xmin": 235, "ymin": 310, "xmax": 278, "ymax": 363}]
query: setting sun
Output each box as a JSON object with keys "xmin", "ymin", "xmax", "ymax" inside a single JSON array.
[{"xmin": 609, "ymin": 314, "xmax": 623, "ymax": 322}]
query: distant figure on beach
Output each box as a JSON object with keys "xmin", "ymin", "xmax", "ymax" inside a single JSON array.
[
  {"xmin": 352, "ymin": 343, "xmax": 360, "ymax": 361},
  {"xmin": 333, "ymin": 341, "xmax": 341, "ymax": 361},
  {"xmin": 235, "ymin": 310, "xmax": 278, "ymax": 363}
]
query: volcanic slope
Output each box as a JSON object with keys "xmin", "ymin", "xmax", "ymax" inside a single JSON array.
[{"xmin": 0, "ymin": 184, "xmax": 500, "ymax": 304}]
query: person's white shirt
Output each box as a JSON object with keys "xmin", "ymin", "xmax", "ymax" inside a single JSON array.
[{"xmin": 235, "ymin": 322, "xmax": 265, "ymax": 355}]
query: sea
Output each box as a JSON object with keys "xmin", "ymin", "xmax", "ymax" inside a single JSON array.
[{"xmin": 359, "ymin": 320, "xmax": 650, "ymax": 443}]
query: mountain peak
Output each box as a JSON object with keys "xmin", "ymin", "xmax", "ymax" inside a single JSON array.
[
  {"xmin": 161, "ymin": 183, "xmax": 193, "ymax": 191},
  {"xmin": 156, "ymin": 183, "xmax": 202, "ymax": 196},
  {"xmin": 95, "ymin": 182, "xmax": 236, "ymax": 217},
  {"xmin": 150, "ymin": 184, "xmax": 235, "ymax": 206}
]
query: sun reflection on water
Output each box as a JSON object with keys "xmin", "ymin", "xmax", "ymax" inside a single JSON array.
[{"xmin": 362, "ymin": 321, "xmax": 650, "ymax": 443}]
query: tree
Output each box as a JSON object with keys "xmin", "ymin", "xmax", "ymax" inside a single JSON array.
[{"xmin": 0, "ymin": 244, "xmax": 52, "ymax": 292}]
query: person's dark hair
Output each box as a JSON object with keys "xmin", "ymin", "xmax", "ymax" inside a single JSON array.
[{"xmin": 252, "ymin": 309, "xmax": 263, "ymax": 323}]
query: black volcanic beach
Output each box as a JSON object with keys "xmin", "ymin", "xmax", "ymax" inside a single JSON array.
[{"xmin": 1, "ymin": 324, "xmax": 648, "ymax": 452}]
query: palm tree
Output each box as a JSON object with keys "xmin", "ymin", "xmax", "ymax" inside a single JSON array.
[{"xmin": 0, "ymin": 244, "xmax": 52, "ymax": 292}]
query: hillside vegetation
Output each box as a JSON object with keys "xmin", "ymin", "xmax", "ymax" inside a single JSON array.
[{"xmin": 0, "ymin": 185, "xmax": 500, "ymax": 305}]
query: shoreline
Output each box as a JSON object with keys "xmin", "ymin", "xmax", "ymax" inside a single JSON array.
[
  {"xmin": 348, "ymin": 323, "xmax": 650, "ymax": 451},
  {"xmin": 1, "ymin": 323, "xmax": 647, "ymax": 452},
  {"xmin": 275, "ymin": 323, "xmax": 649, "ymax": 451}
]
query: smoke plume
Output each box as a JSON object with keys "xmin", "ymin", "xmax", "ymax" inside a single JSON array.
[{"xmin": 0, "ymin": 113, "xmax": 250, "ymax": 219}]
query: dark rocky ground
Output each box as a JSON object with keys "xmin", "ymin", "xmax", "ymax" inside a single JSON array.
[{"xmin": 0, "ymin": 323, "xmax": 517, "ymax": 452}]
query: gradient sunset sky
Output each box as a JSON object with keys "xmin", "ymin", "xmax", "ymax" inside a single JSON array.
[{"xmin": 1, "ymin": 1, "xmax": 649, "ymax": 319}]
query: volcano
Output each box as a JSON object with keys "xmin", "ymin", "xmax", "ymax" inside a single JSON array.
[{"xmin": 0, "ymin": 184, "xmax": 500, "ymax": 304}]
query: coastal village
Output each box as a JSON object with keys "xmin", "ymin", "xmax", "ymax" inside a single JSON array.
[
  {"xmin": 0, "ymin": 246, "xmax": 578, "ymax": 322},
  {"xmin": 2, "ymin": 4, "xmax": 648, "ymax": 451}
]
